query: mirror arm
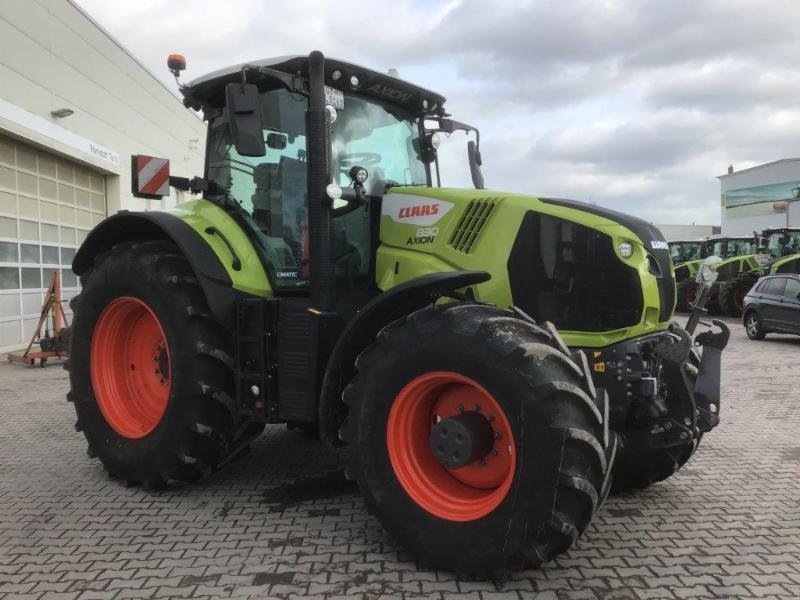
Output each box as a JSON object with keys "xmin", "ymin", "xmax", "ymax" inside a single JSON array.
[
  {"xmin": 239, "ymin": 64, "xmax": 308, "ymax": 96},
  {"xmin": 332, "ymin": 186, "xmax": 366, "ymax": 218}
]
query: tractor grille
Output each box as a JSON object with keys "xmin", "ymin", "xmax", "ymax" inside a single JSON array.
[{"xmin": 448, "ymin": 199, "xmax": 498, "ymax": 253}]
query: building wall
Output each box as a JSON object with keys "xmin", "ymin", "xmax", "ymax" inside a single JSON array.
[
  {"xmin": 0, "ymin": 0, "xmax": 205, "ymax": 212},
  {"xmin": 0, "ymin": 0, "xmax": 206, "ymax": 353},
  {"xmin": 719, "ymin": 159, "xmax": 800, "ymax": 235},
  {"xmin": 654, "ymin": 224, "xmax": 721, "ymax": 242}
]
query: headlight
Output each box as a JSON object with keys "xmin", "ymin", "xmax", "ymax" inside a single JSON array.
[{"xmin": 618, "ymin": 241, "xmax": 634, "ymax": 258}]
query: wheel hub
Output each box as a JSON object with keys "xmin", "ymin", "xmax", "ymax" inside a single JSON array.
[{"xmin": 430, "ymin": 411, "xmax": 495, "ymax": 469}]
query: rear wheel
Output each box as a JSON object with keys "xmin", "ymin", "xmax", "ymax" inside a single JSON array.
[
  {"xmin": 68, "ymin": 240, "xmax": 261, "ymax": 486},
  {"xmin": 719, "ymin": 272, "xmax": 757, "ymax": 317},
  {"xmin": 675, "ymin": 279, "xmax": 698, "ymax": 312},
  {"xmin": 744, "ymin": 310, "xmax": 766, "ymax": 340},
  {"xmin": 342, "ymin": 304, "xmax": 615, "ymax": 574}
]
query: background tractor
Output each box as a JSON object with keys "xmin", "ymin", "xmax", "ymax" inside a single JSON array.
[
  {"xmin": 669, "ymin": 238, "xmax": 709, "ymax": 310},
  {"xmin": 719, "ymin": 227, "xmax": 800, "ymax": 317},
  {"xmin": 66, "ymin": 51, "xmax": 727, "ymax": 573},
  {"xmin": 673, "ymin": 235, "xmax": 760, "ymax": 312}
]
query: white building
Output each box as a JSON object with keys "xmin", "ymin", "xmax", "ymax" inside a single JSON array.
[
  {"xmin": 654, "ymin": 224, "xmax": 721, "ymax": 242},
  {"xmin": 0, "ymin": 0, "xmax": 205, "ymax": 353},
  {"xmin": 719, "ymin": 159, "xmax": 800, "ymax": 235}
]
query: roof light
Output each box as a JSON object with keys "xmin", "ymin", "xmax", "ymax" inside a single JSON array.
[
  {"xmin": 331, "ymin": 70, "xmax": 342, "ymax": 81},
  {"xmin": 350, "ymin": 75, "xmax": 359, "ymax": 88},
  {"xmin": 167, "ymin": 53, "xmax": 186, "ymax": 78},
  {"xmin": 350, "ymin": 166, "xmax": 369, "ymax": 184}
]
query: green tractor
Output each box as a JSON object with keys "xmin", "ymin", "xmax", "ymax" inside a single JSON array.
[
  {"xmin": 719, "ymin": 227, "xmax": 800, "ymax": 317},
  {"xmin": 66, "ymin": 52, "xmax": 727, "ymax": 573},
  {"xmin": 674, "ymin": 235, "xmax": 760, "ymax": 313},
  {"xmin": 670, "ymin": 239, "xmax": 709, "ymax": 310}
]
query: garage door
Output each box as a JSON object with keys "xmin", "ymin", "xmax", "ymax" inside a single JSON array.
[{"xmin": 0, "ymin": 133, "xmax": 106, "ymax": 353}]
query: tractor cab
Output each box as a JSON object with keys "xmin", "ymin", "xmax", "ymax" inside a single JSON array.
[
  {"xmin": 668, "ymin": 239, "xmax": 708, "ymax": 265},
  {"xmin": 176, "ymin": 55, "xmax": 480, "ymax": 307},
  {"xmin": 709, "ymin": 235, "xmax": 758, "ymax": 260},
  {"xmin": 761, "ymin": 228, "xmax": 800, "ymax": 260}
]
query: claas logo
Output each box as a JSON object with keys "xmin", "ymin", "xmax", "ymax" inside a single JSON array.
[{"xmin": 398, "ymin": 204, "xmax": 439, "ymax": 219}]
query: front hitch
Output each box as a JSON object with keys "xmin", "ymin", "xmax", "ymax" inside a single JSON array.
[
  {"xmin": 693, "ymin": 319, "xmax": 729, "ymax": 432},
  {"xmin": 651, "ymin": 319, "xmax": 729, "ymax": 446}
]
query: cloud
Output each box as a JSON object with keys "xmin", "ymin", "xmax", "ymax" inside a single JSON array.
[{"xmin": 75, "ymin": 0, "xmax": 800, "ymax": 225}]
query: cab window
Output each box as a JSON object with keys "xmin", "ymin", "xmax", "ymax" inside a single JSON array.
[{"xmin": 207, "ymin": 89, "xmax": 310, "ymax": 287}]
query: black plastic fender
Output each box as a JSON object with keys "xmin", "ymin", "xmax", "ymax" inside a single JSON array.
[
  {"xmin": 72, "ymin": 211, "xmax": 237, "ymax": 328},
  {"xmin": 317, "ymin": 270, "xmax": 491, "ymax": 445}
]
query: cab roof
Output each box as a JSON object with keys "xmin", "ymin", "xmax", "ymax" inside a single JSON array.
[{"xmin": 181, "ymin": 54, "xmax": 447, "ymax": 116}]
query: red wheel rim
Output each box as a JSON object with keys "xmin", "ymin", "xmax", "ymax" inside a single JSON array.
[
  {"xmin": 90, "ymin": 297, "xmax": 171, "ymax": 439},
  {"xmin": 386, "ymin": 372, "xmax": 515, "ymax": 522}
]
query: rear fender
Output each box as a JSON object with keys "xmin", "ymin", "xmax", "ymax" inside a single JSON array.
[
  {"xmin": 317, "ymin": 270, "xmax": 491, "ymax": 445},
  {"xmin": 72, "ymin": 211, "xmax": 237, "ymax": 328}
]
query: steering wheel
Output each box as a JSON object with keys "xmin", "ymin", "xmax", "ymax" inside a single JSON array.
[{"xmin": 338, "ymin": 152, "xmax": 381, "ymax": 167}]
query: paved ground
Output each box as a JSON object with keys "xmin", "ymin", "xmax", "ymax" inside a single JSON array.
[{"xmin": 1, "ymin": 316, "xmax": 799, "ymax": 600}]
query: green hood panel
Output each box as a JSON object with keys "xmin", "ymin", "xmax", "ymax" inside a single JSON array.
[
  {"xmin": 378, "ymin": 187, "xmax": 671, "ymax": 348},
  {"xmin": 770, "ymin": 252, "xmax": 800, "ymax": 274}
]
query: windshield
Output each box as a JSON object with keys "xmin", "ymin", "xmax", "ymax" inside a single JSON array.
[
  {"xmin": 726, "ymin": 239, "xmax": 754, "ymax": 257},
  {"xmin": 670, "ymin": 242, "xmax": 704, "ymax": 263},
  {"xmin": 331, "ymin": 94, "xmax": 427, "ymax": 193},
  {"xmin": 767, "ymin": 231, "xmax": 800, "ymax": 257}
]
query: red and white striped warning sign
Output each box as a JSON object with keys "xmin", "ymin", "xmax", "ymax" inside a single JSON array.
[{"xmin": 133, "ymin": 155, "xmax": 170, "ymax": 197}]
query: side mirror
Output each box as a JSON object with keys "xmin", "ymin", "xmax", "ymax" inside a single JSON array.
[
  {"xmin": 225, "ymin": 83, "xmax": 266, "ymax": 157},
  {"xmin": 468, "ymin": 141, "xmax": 485, "ymax": 190},
  {"xmin": 131, "ymin": 155, "xmax": 170, "ymax": 199}
]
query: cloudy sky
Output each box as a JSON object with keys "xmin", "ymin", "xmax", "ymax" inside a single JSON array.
[{"xmin": 77, "ymin": 0, "xmax": 800, "ymax": 225}]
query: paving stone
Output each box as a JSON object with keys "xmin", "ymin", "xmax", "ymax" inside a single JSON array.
[{"xmin": 1, "ymin": 319, "xmax": 799, "ymax": 599}]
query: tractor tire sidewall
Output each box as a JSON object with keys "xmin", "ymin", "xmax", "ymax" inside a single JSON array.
[
  {"xmin": 70, "ymin": 243, "xmax": 233, "ymax": 483},
  {"xmin": 676, "ymin": 280, "xmax": 698, "ymax": 312},
  {"xmin": 346, "ymin": 305, "xmax": 608, "ymax": 572},
  {"xmin": 720, "ymin": 273, "xmax": 756, "ymax": 318}
]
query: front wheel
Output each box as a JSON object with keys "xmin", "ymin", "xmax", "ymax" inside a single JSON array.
[
  {"xmin": 342, "ymin": 304, "xmax": 615, "ymax": 574},
  {"xmin": 744, "ymin": 310, "xmax": 766, "ymax": 340}
]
